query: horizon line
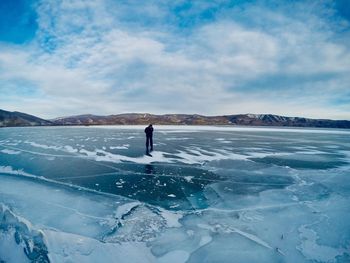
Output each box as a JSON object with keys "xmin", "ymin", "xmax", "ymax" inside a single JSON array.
[{"xmin": 2, "ymin": 108, "xmax": 350, "ymax": 122}]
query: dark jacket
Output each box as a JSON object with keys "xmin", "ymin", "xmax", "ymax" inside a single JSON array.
[{"xmin": 145, "ymin": 126, "xmax": 153, "ymax": 137}]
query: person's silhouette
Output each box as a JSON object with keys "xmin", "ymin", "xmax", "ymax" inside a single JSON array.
[{"xmin": 144, "ymin": 124, "xmax": 154, "ymax": 156}]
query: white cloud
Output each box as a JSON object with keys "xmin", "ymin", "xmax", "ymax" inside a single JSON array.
[{"xmin": 0, "ymin": 0, "xmax": 349, "ymax": 119}]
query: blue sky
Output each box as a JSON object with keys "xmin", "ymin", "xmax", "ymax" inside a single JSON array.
[{"xmin": 0, "ymin": 0, "xmax": 349, "ymax": 119}]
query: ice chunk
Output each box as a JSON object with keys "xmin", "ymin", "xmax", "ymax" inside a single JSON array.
[{"xmin": 0, "ymin": 204, "xmax": 50, "ymax": 262}]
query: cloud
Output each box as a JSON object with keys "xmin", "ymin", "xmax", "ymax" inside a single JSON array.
[{"xmin": 0, "ymin": 0, "xmax": 349, "ymax": 119}]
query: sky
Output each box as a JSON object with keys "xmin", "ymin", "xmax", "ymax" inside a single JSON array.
[{"xmin": 0, "ymin": 0, "xmax": 350, "ymax": 120}]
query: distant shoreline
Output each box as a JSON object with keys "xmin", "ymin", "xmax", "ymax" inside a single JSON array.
[
  {"xmin": 2, "ymin": 125, "xmax": 350, "ymax": 135},
  {"xmin": 2, "ymin": 123, "xmax": 350, "ymax": 130},
  {"xmin": 1, "ymin": 109, "xmax": 350, "ymax": 129}
]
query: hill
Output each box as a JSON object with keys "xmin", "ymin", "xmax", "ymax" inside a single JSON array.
[
  {"xmin": 1, "ymin": 109, "xmax": 349, "ymax": 128},
  {"xmin": 52, "ymin": 113, "xmax": 350, "ymax": 128},
  {"xmin": 0, "ymin": 109, "xmax": 52, "ymax": 127}
]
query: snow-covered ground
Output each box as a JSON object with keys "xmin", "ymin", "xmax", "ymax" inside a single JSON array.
[{"xmin": 0, "ymin": 126, "xmax": 349, "ymax": 262}]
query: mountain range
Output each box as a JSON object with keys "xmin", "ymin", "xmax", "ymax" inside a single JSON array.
[
  {"xmin": 1, "ymin": 109, "xmax": 350, "ymax": 129},
  {"xmin": 0, "ymin": 109, "xmax": 52, "ymax": 127}
]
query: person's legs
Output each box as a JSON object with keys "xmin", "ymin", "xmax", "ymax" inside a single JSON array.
[
  {"xmin": 146, "ymin": 136, "xmax": 150, "ymax": 153},
  {"xmin": 150, "ymin": 136, "xmax": 153, "ymax": 151}
]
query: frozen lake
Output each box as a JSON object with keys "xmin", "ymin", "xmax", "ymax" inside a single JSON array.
[{"xmin": 0, "ymin": 125, "xmax": 350, "ymax": 262}]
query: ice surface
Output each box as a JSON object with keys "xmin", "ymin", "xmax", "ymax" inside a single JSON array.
[
  {"xmin": 0, "ymin": 174, "xmax": 171, "ymax": 262},
  {"xmin": 1, "ymin": 126, "xmax": 350, "ymax": 262}
]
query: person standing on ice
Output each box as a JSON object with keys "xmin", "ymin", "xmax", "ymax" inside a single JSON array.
[{"xmin": 144, "ymin": 124, "xmax": 154, "ymax": 156}]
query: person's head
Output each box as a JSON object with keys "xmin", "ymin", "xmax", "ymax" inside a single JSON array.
[{"xmin": 149, "ymin": 124, "xmax": 153, "ymax": 127}]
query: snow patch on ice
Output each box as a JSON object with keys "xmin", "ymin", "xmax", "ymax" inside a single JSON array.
[
  {"xmin": 184, "ymin": 176, "xmax": 194, "ymax": 182},
  {"xmin": 0, "ymin": 165, "xmax": 35, "ymax": 178},
  {"xmin": 79, "ymin": 149, "xmax": 173, "ymax": 164},
  {"xmin": 174, "ymin": 147, "xmax": 248, "ymax": 164},
  {"xmin": 215, "ymin": 138, "xmax": 231, "ymax": 143},
  {"xmin": 165, "ymin": 137, "xmax": 191, "ymax": 141},
  {"xmin": 110, "ymin": 144, "xmax": 130, "ymax": 150},
  {"xmin": 0, "ymin": 149, "xmax": 21, "ymax": 155},
  {"xmin": 24, "ymin": 141, "xmax": 61, "ymax": 151},
  {"xmin": 63, "ymin": 145, "xmax": 78, "ymax": 153}
]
